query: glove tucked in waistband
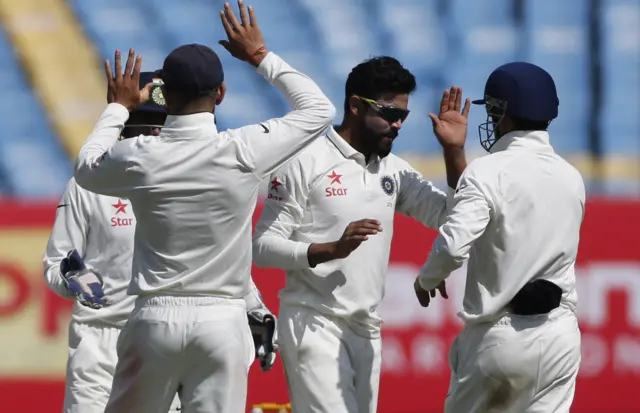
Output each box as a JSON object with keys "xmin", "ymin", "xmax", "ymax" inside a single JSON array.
[{"xmin": 248, "ymin": 307, "xmax": 278, "ymax": 372}]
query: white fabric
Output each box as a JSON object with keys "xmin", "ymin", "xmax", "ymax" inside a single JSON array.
[
  {"xmin": 278, "ymin": 304, "xmax": 381, "ymax": 413},
  {"xmin": 63, "ymin": 321, "xmax": 181, "ymax": 413},
  {"xmin": 418, "ymin": 131, "xmax": 586, "ymax": 325},
  {"xmin": 105, "ymin": 296, "xmax": 253, "ymax": 413},
  {"xmin": 444, "ymin": 308, "xmax": 581, "ymax": 413},
  {"xmin": 43, "ymin": 178, "xmax": 137, "ymax": 326},
  {"xmin": 253, "ymin": 127, "xmax": 454, "ymax": 337},
  {"xmin": 73, "ymin": 52, "xmax": 335, "ymax": 298}
]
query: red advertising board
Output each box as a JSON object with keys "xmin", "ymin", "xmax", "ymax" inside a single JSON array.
[{"xmin": 0, "ymin": 198, "xmax": 638, "ymax": 412}]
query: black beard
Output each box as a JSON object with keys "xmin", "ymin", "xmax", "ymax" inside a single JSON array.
[{"xmin": 359, "ymin": 121, "xmax": 397, "ymax": 159}]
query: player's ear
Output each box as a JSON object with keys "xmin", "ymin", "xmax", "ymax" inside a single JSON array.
[
  {"xmin": 215, "ymin": 83, "xmax": 226, "ymax": 106},
  {"xmin": 349, "ymin": 95, "xmax": 361, "ymax": 117}
]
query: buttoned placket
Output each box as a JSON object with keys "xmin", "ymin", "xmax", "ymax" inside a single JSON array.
[{"xmin": 353, "ymin": 153, "xmax": 383, "ymax": 205}]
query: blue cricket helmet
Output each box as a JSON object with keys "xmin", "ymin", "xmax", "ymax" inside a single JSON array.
[{"xmin": 472, "ymin": 62, "xmax": 559, "ymax": 152}]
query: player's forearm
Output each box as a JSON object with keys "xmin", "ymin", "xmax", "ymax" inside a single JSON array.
[
  {"xmin": 419, "ymin": 214, "xmax": 478, "ymax": 290},
  {"xmin": 74, "ymin": 103, "xmax": 128, "ymax": 190},
  {"xmin": 252, "ymin": 235, "xmax": 312, "ymax": 270},
  {"xmin": 257, "ymin": 52, "xmax": 335, "ymax": 123},
  {"xmin": 306, "ymin": 242, "xmax": 341, "ymax": 268},
  {"xmin": 418, "ymin": 237, "xmax": 464, "ymax": 291},
  {"xmin": 443, "ymin": 146, "xmax": 466, "ymax": 189}
]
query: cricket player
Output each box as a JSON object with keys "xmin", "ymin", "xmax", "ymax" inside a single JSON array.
[
  {"xmin": 414, "ymin": 62, "xmax": 585, "ymax": 413},
  {"xmin": 43, "ymin": 71, "xmax": 183, "ymax": 413},
  {"xmin": 72, "ymin": 1, "xmax": 335, "ymax": 412},
  {"xmin": 252, "ymin": 56, "xmax": 470, "ymax": 413}
]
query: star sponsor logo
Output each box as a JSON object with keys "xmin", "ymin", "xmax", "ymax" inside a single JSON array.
[
  {"xmin": 112, "ymin": 199, "xmax": 128, "ymax": 214},
  {"xmin": 267, "ymin": 177, "xmax": 283, "ymax": 201},
  {"xmin": 111, "ymin": 199, "xmax": 133, "ymax": 227},
  {"xmin": 325, "ymin": 170, "xmax": 348, "ymax": 197},
  {"xmin": 327, "ymin": 170, "xmax": 342, "ymax": 185}
]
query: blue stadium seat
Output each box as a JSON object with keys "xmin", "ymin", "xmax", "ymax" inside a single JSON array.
[
  {"xmin": 375, "ymin": 0, "xmax": 446, "ymax": 76},
  {"xmin": 69, "ymin": 0, "xmax": 290, "ymax": 132},
  {"xmin": 298, "ymin": 0, "xmax": 384, "ymax": 88},
  {"xmin": 145, "ymin": 0, "xmax": 284, "ymax": 130},
  {"xmin": 0, "ymin": 28, "xmax": 70, "ymax": 197},
  {"xmin": 69, "ymin": 0, "xmax": 168, "ymax": 70},
  {"xmin": 391, "ymin": 84, "xmax": 444, "ymax": 154},
  {"xmin": 599, "ymin": 0, "xmax": 640, "ymax": 158},
  {"xmin": 522, "ymin": 0, "xmax": 591, "ymax": 156},
  {"xmin": 444, "ymin": 0, "xmax": 520, "ymax": 155}
]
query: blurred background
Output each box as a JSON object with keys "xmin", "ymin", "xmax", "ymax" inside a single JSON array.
[{"xmin": 0, "ymin": 0, "xmax": 637, "ymax": 412}]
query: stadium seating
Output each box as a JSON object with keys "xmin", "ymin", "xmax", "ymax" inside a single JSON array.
[
  {"xmin": 0, "ymin": 27, "xmax": 70, "ymax": 197},
  {"xmin": 373, "ymin": 0, "xmax": 445, "ymax": 154},
  {"xmin": 522, "ymin": 0, "xmax": 592, "ymax": 156},
  {"xmin": 444, "ymin": 0, "xmax": 521, "ymax": 155},
  {"xmin": 599, "ymin": 0, "xmax": 640, "ymax": 157},
  {"xmin": 598, "ymin": 0, "xmax": 640, "ymax": 194},
  {"xmin": 0, "ymin": 0, "xmax": 638, "ymax": 196}
]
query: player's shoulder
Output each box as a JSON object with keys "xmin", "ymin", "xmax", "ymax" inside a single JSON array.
[
  {"xmin": 65, "ymin": 176, "xmax": 89, "ymax": 197},
  {"xmin": 461, "ymin": 153, "xmax": 504, "ymax": 185},
  {"xmin": 272, "ymin": 135, "xmax": 335, "ymax": 178},
  {"xmin": 382, "ymin": 153, "xmax": 418, "ymax": 173},
  {"xmin": 62, "ymin": 176, "xmax": 104, "ymax": 209},
  {"xmin": 551, "ymin": 153, "xmax": 587, "ymax": 193}
]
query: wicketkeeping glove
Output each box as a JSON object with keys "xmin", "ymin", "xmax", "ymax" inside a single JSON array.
[
  {"xmin": 60, "ymin": 249, "xmax": 108, "ymax": 309},
  {"xmin": 247, "ymin": 307, "xmax": 278, "ymax": 372}
]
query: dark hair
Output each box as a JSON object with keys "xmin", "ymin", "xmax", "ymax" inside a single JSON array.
[
  {"xmin": 344, "ymin": 56, "xmax": 417, "ymax": 114},
  {"xmin": 512, "ymin": 117, "xmax": 550, "ymax": 132}
]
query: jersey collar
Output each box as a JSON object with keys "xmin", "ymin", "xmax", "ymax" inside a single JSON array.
[
  {"xmin": 160, "ymin": 113, "xmax": 218, "ymax": 139},
  {"xmin": 326, "ymin": 126, "xmax": 380, "ymax": 165},
  {"xmin": 490, "ymin": 130, "xmax": 553, "ymax": 154}
]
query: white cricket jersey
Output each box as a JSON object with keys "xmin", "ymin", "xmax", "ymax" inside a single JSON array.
[
  {"xmin": 73, "ymin": 52, "xmax": 335, "ymax": 299},
  {"xmin": 418, "ymin": 131, "xmax": 585, "ymax": 325},
  {"xmin": 43, "ymin": 178, "xmax": 136, "ymax": 326},
  {"xmin": 42, "ymin": 178, "xmax": 267, "ymax": 326},
  {"xmin": 253, "ymin": 127, "xmax": 454, "ymax": 338}
]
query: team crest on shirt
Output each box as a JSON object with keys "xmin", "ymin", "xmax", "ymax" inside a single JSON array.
[{"xmin": 380, "ymin": 175, "xmax": 395, "ymax": 196}]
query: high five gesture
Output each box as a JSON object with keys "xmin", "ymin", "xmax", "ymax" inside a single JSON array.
[{"xmin": 219, "ymin": 0, "xmax": 268, "ymax": 67}]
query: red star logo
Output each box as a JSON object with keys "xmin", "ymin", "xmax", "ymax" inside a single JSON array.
[
  {"xmin": 327, "ymin": 170, "xmax": 342, "ymax": 185},
  {"xmin": 270, "ymin": 177, "xmax": 282, "ymax": 192},
  {"xmin": 112, "ymin": 199, "xmax": 128, "ymax": 215}
]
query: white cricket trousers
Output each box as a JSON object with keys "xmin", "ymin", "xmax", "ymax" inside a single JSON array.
[
  {"xmin": 444, "ymin": 307, "xmax": 581, "ymax": 413},
  {"xmin": 62, "ymin": 321, "xmax": 181, "ymax": 413},
  {"xmin": 104, "ymin": 295, "xmax": 254, "ymax": 413},
  {"xmin": 278, "ymin": 304, "xmax": 382, "ymax": 413}
]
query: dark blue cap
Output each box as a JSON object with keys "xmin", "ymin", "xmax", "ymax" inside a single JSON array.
[
  {"xmin": 472, "ymin": 62, "xmax": 559, "ymax": 122},
  {"xmin": 135, "ymin": 71, "xmax": 168, "ymax": 113},
  {"xmin": 158, "ymin": 44, "xmax": 224, "ymax": 97}
]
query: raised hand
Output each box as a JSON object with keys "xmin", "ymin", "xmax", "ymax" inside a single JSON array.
[
  {"xmin": 219, "ymin": 0, "xmax": 267, "ymax": 67},
  {"xmin": 104, "ymin": 48, "xmax": 153, "ymax": 110},
  {"xmin": 332, "ymin": 219, "xmax": 382, "ymax": 259},
  {"xmin": 428, "ymin": 86, "xmax": 471, "ymax": 149}
]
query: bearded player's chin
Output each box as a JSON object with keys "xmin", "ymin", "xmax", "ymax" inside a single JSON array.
[{"xmin": 377, "ymin": 145, "xmax": 392, "ymax": 159}]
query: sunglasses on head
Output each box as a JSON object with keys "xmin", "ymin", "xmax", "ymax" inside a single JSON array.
[{"xmin": 355, "ymin": 95, "xmax": 410, "ymax": 123}]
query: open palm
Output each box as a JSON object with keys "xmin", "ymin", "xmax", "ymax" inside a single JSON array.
[{"xmin": 428, "ymin": 86, "xmax": 471, "ymax": 149}]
